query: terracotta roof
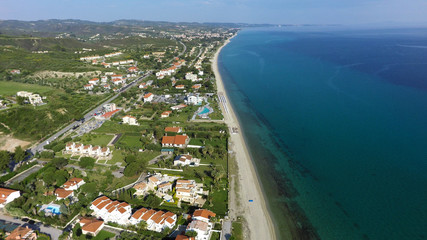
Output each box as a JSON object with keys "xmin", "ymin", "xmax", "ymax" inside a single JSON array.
[
  {"xmin": 158, "ymin": 182, "xmax": 171, "ymax": 189},
  {"xmin": 118, "ymin": 207, "xmax": 127, "ymax": 214},
  {"xmin": 79, "ymin": 217, "xmax": 104, "ymax": 234},
  {"xmin": 131, "ymin": 208, "xmax": 148, "ymax": 220},
  {"xmin": 92, "ymin": 196, "xmax": 108, "ymax": 207},
  {"xmin": 193, "ymin": 209, "xmax": 216, "ymax": 220},
  {"xmin": 175, "ymin": 235, "xmax": 195, "ymax": 240},
  {"xmin": 66, "ymin": 142, "xmax": 73, "ymax": 147},
  {"xmin": 144, "ymin": 93, "xmax": 153, "ymax": 98},
  {"xmin": 165, "ymin": 127, "xmax": 181, "ymax": 133},
  {"xmin": 5, "ymin": 226, "xmax": 33, "ymax": 240},
  {"xmin": 174, "ymin": 135, "xmax": 188, "ymax": 145},
  {"xmin": 90, "ymin": 78, "xmax": 99, "ymax": 81},
  {"xmin": 101, "ymin": 109, "xmax": 120, "ymax": 118},
  {"xmin": 175, "ymin": 85, "xmax": 185, "ymax": 88},
  {"xmin": 141, "ymin": 209, "xmax": 156, "ymax": 221},
  {"xmin": 162, "ymin": 136, "xmax": 175, "ymax": 145},
  {"xmin": 166, "ymin": 217, "xmax": 175, "ymax": 224},
  {"xmin": 151, "ymin": 211, "xmax": 165, "ymax": 224},
  {"xmin": 54, "ymin": 188, "xmax": 73, "ymax": 199},
  {"xmin": 148, "ymin": 176, "xmax": 159, "ymax": 183},
  {"xmin": 134, "ymin": 182, "xmax": 147, "ymax": 190}
]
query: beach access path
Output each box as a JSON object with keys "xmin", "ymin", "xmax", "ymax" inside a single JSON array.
[{"xmin": 213, "ymin": 36, "xmax": 277, "ymax": 240}]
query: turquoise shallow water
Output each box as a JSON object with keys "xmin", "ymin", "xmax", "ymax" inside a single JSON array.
[{"xmin": 218, "ymin": 27, "xmax": 427, "ymax": 240}]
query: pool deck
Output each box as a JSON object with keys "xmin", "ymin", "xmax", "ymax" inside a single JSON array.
[{"xmin": 191, "ymin": 103, "xmax": 214, "ymax": 120}]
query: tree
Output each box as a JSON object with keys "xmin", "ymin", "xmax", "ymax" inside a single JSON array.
[
  {"xmin": 16, "ymin": 96, "xmax": 25, "ymax": 105},
  {"xmin": 13, "ymin": 146, "xmax": 26, "ymax": 163},
  {"xmin": 79, "ymin": 157, "xmax": 95, "ymax": 169},
  {"xmin": 0, "ymin": 150, "xmax": 10, "ymax": 170},
  {"xmin": 186, "ymin": 230, "xmax": 198, "ymax": 237}
]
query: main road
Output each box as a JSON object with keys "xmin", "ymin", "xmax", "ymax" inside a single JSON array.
[{"xmin": 30, "ymin": 71, "xmax": 152, "ymax": 154}]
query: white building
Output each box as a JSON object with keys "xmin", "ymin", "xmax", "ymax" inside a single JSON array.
[
  {"xmin": 122, "ymin": 115, "xmax": 138, "ymax": 125},
  {"xmin": 185, "ymin": 72, "xmax": 201, "ymax": 82},
  {"xmin": 143, "ymin": 93, "xmax": 154, "ymax": 103},
  {"xmin": 90, "ymin": 196, "xmax": 132, "ymax": 226},
  {"xmin": 0, "ymin": 188, "xmax": 20, "ymax": 207},
  {"xmin": 174, "ymin": 154, "xmax": 200, "ymax": 167},
  {"xmin": 186, "ymin": 94, "xmax": 205, "ymax": 105},
  {"xmin": 62, "ymin": 178, "xmax": 85, "ymax": 191},
  {"xmin": 103, "ymin": 103, "xmax": 117, "ymax": 112},
  {"xmin": 89, "ymin": 78, "xmax": 99, "ymax": 85},
  {"xmin": 84, "ymin": 84, "xmax": 94, "ymax": 90},
  {"xmin": 130, "ymin": 208, "xmax": 176, "ymax": 232},
  {"xmin": 175, "ymin": 180, "xmax": 206, "ymax": 207}
]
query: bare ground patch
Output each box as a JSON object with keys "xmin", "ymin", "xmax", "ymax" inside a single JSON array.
[{"xmin": 0, "ymin": 134, "xmax": 31, "ymax": 151}]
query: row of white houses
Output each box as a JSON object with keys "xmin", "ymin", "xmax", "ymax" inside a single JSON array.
[
  {"xmin": 65, "ymin": 142, "xmax": 111, "ymax": 157},
  {"xmin": 90, "ymin": 196, "xmax": 177, "ymax": 232}
]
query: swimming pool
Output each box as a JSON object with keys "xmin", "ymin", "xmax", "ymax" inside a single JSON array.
[
  {"xmin": 198, "ymin": 107, "xmax": 210, "ymax": 115},
  {"xmin": 45, "ymin": 205, "xmax": 61, "ymax": 215}
]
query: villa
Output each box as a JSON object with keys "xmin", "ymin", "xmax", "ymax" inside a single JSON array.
[
  {"xmin": 192, "ymin": 84, "xmax": 202, "ymax": 90},
  {"xmin": 144, "ymin": 93, "xmax": 154, "ymax": 102},
  {"xmin": 161, "ymin": 135, "xmax": 190, "ymax": 148},
  {"xmin": 0, "ymin": 188, "xmax": 20, "ymax": 208},
  {"xmin": 89, "ymin": 78, "xmax": 99, "ymax": 85},
  {"xmin": 78, "ymin": 217, "xmax": 104, "ymax": 236},
  {"xmin": 185, "ymin": 209, "xmax": 216, "ymax": 240},
  {"xmin": 84, "ymin": 84, "xmax": 94, "ymax": 90},
  {"xmin": 175, "ymin": 85, "xmax": 185, "ymax": 89},
  {"xmin": 174, "ymin": 154, "xmax": 200, "ymax": 167},
  {"xmin": 103, "ymin": 103, "xmax": 116, "ymax": 112},
  {"xmin": 171, "ymin": 104, "xmax": 188, "ymax": 111},
  {"xmin": 128, "ymin": 66, "xmax": 139, "ymax": 73},
  {"xmin": 65, "ymin": 142, "xmax": 111, "ymax": 157},
  {"xmin": 54, "ymin": 188, "xmax": 74, "ymax": 200},
  {"xmin": 186, "ymin": 93, "xmax": 205, "ymax": 105},
  {"xmin": 130, "ymin": 208, "xmax": 176, "ymax": 232},
  {"xmin": 175, "ymin": 180, "xmax": 206, "ymax": 207},
  {"xmin": 161, "ymin": 111, "xmax": 172, "ymax": 118},
  {"xmin": 62, "ymin": 178, "xmax": 85, "ymax": 191},
  {"xmin": 5, "ymin": 226, "xmax": 37, "ymax": 240},
  {"xmin": 133, "ymin": 182, "xmax": 148, "ymax": 196},
  {"xmin": 122, "ymin": 115, "xmax": 139, "ymax": 125},
  {"xmin": 90, "ymin": 196, "xmax": 132, "ymax": 225}
]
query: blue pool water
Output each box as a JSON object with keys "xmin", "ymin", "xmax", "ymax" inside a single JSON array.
[
  {"xmin": 199, "ymin": 107, "xmax": 210, "ymax": 115},
  {"xmin": 46, "ymin": 205, "xmax": 61, "ymax": 215}
]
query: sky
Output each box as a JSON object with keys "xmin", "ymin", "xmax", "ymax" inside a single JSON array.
[{"xmin": 1, "ymin": 0, "xmax": 427, "ymax": 25}]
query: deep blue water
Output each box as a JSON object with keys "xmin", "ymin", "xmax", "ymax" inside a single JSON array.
[{"xmin": 218, "ymin": 27, "xmax": 427, "ymax": 240}]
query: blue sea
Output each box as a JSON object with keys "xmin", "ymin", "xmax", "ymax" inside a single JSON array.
[{"xmin": 218, "ymin": 27, "xmax": 427, "ymax": 240}]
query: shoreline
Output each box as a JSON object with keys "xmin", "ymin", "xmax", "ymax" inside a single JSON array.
[{"xmin": 212, "ymin": 34, "xmax": 278, "ymax": 240}]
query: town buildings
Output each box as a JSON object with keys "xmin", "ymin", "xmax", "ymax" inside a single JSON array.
[
  {"xmin": 174, "ymin": 154, "xmax": 200, "ymax": 167},
  {"xmin": 175, "ymin": 180, "xmax": 206, "ymax": 207},
  {"xmin": 78, "ymin": 217, "xmax": 104, "ymax": 236},
  {"xmin": 65, "ymin": 142, "xmax": 111, "ymax": 157}
]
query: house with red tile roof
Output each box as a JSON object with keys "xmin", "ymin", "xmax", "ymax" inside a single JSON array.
[
  {"xmin": 130, "ymin": 208, "xmax": 176, "ymax": 232},
  {"xmin": 161, "ymin": 135, "xmax": 189, "ymax": 148},
  {"xmin": 62, "ymin": 178, "xmax": 85, "ymax": 191},
  {"xmin": 54, "ymin": 188, "xmax": 74, "ymax": 200},
  {"xmin": 175, "ymin": 85, "xmax": 185, "ymax": 90},
  {"xmin": 0, "ymin": 188, "xmax": 20, "ymax": 208},
  {"xmin": 144, "ymin": 93, "xmax": 154, "ymax": 102},
  {"xmin": 79, "ymin": 217, "xmax": 104, "ymax": 236},
  {"xmin": 5, "ymin": 226, "xmax": 36, "ymax": 240},
  {"xmin": 122, "ymin": 115, "xmax": 139, "ymax": 125},
  {"xmin": 90, "ymin": 196, "xmax": 131, "ymax": 225},
  {"xmin": 161, "ymin": 111, "xmax": 172, "ymax": 118}
]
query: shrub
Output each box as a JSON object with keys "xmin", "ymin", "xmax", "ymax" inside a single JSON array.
[{"xmin": 79, "ymin": 157, "xmax": 95, "ymax": 169}]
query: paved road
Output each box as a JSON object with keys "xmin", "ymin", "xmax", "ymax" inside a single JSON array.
[
  {"xmin": 0, "ymin": 213, "xmax": 63, "ymax": 240},
  {"xmin": 4, "ymin": 165, "xmax": 42, "ymax": 187},
  {"xmin": 148, "ymin": 154, "xmax": 172, "ymax": 165},
  {"xmin": 221, "ymin": 220, "xmax": 232, "ymax": 240},
  {"xmin": 30, "ymin": 71, "xmax": 152, "ymax": 155}
]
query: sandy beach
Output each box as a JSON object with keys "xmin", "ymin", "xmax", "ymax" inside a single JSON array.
[{"xmin": 213, "ymin": 35, "xmax": 277, "ymax": 240}]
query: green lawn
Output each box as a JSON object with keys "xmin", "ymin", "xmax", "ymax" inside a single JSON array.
[
  {"xmin": 108, "ymin": 149, "xmax": 125, "ymax": 165},
  {"xmin": 206, "ymin": 180, "xmax": 228, "ymax": 217},
  {"xmin": 93, "ymin": 120, "xmax": 147, "ymax": 134},
  {"xmin": 80, "ymin": 133, "xmax": 113, "ymax": 146},
  {"xmin": 92, "ymin": 230, "xmax": 115, "ymax": 240},
  {"xmin": 0, "ymin": 81, "xmax": 53, "ymax": 95},
  {"xmin": 117, "ymin": 133, "xmax": 141, "ymax": 149}
]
